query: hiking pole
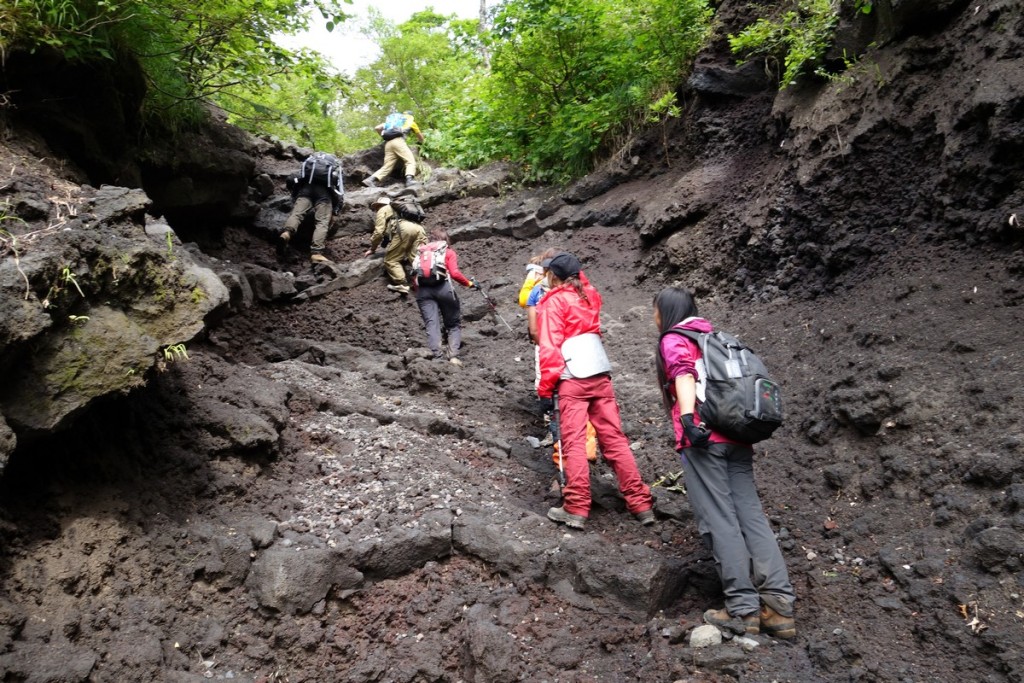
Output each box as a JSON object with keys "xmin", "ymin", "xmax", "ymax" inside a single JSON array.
[
  {"xmin": 551, "ymin": 392, "xmax": 566, "ymax": 489},
  {"xmin": 476, "ymin": 284, "xmax": 515, "ymax": 332}
]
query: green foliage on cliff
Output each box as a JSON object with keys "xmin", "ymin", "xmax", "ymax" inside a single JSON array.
[
  {"xmin": 728, "ymin": 0, "xmax": 841, "ymax": 88},
  {"xmin": 0, "ymin": 0, "xmax": 353, "ymax": 136},
  {"xmin": 480, "ymin": 0, "xmax": 711, "ymax": 181}
]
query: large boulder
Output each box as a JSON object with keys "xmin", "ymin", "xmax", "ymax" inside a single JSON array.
[
  {"xmin": 0, "ymin": 184, "xmax": 229, "ymax": 459},
  {"xmin": 246, "ymin": 546, "xmax": 363, "ymax": 615},
  {"xmin": 140, "ymin": 111, "xmax": 258, "ymax": 229}
]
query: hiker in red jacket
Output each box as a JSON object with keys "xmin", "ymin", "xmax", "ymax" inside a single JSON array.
[
  {"xmin": 413, "ymin": 228, "xmax": 477, "ymax": 365},
  {"xmin": 654, "ymin": 285, "xmax": 796, "ymax": 639},
  {"xmin": 536, "ymin": 252, "xmax": 654, "ymax": 529}
]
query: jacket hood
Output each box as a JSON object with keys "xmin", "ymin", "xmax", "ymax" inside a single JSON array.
[{"xmin": 673, "ymin": 317, "xmax": 713, "ymax": 334}]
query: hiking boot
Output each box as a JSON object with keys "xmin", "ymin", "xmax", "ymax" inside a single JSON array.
[
  {"xmin": 635, "ymin": 509, "xmax": 656, "ymax": 526},
  {"xmin": 386, "ymin": 284, "xmax": 410, "ymax": 294},
  {"xmin": 449, "ymin": 357, "xmax": 463, "ymax": 367},
  {"xmin": 362, "ymin": 176, "xmax": 377, "ymax": 188},
  {"xmin": 310, "ymin": 253, "xmax": 331, "ymax": 264},
  {"xmin": 547, "ymin": 506, "xmax": 586, "ymax": 530},
  {"xmin": 759, "ymin": 605, "xmax": 796, "ymax": 640},
  {"xmin": 276, "ymin": 230, "xmax": 291, "ymax": 257},
  {"xmin": 405, "ymin": 175, "xmax": 418, "ymax": 188},
  {"xmin": 703, "ymin": 608, "xmax": 760, "ymax": 636}
]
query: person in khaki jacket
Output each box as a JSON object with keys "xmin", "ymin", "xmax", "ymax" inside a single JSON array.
[{"xmin": 364, "ymin": 196, "xmax": 426, "ymax": 295}]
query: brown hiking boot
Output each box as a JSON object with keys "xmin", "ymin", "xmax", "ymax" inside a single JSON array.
[
  {"xmin": 760, "ymin": 605, "xmax": 796, "ymax": 639},
  {"xmin": 703, "ymin": 608, "xmax": 759, "ymax": 635},
  {"xmin": 310, "ymin": 253, "xmax": 331, "ymax": 264},
  {"xmin": 547, "ymin": 506, "xmax": 586, "ymax": 529}
]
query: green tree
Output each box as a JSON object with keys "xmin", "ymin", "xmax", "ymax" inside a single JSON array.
[
  {"xmin": 216, "ymin": 51, "xmax": 349, "ymax": 150},
  {"xmin": 335, "ymin": 9, "xmax": 487, "ymax": 153},
  {"xmin": 467, "ymin": 0, "xmax": 712, "ymax": 181},
  {"xmin": 1, "ymin": 0, "xmax": 354, "ymax": 132}
]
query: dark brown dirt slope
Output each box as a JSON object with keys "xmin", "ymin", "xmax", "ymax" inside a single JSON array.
[{"xmin": 1, "ymin": 1, "xmax": 1023, "ymax": 682}]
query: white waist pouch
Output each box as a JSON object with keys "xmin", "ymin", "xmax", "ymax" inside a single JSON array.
[{"xmin": 561, "ymin": 333, "xmax": 612, "ymax": 379}]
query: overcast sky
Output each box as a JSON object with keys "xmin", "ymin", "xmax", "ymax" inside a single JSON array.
[{"xmin": 277, "ymin": 1, "xmax": 484, "ymax": 75}]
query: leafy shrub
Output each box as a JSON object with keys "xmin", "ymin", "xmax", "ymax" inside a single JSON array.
[
  {"xmin": 728, "ymin": 0, "xmax": 840, "ymax": 88},
  {"xmin": 466, "ymin": 0, "xmax": 712, "ymax": 183}
]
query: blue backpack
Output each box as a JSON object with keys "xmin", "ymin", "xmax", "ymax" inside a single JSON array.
[{"xmin": 381, "ymin": 112, "xmax": 408, "ymax": 140}]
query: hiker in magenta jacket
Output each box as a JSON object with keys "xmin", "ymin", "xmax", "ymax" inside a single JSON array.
[
  {"xmin": 536, "ymin": 252, "xmax": 654, "ymax": 530},
  {"xmin": 654, "ymin": 286, "xmax": 796, "ymax": 639}
]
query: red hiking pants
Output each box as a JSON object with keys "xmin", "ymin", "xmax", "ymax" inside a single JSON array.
[{"xmin": 557, "ymin": 375, "xmax": 652, "ymax": 518}]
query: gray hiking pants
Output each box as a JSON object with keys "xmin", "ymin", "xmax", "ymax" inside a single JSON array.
[
  {"xmin": 682, "ymin": 442, "xmax": 795, "ymax": 618},
  {"xmin": 416, "ymin": 280, "xmax": 461, "ymax": 359}
]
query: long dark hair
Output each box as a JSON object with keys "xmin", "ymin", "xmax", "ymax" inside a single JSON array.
[
  {"xmin": 564, "ymin": 274, "xmax": 588, "ymax": 302},
  {"xmin": 654, "ymin": 287, "xmax": 699, "ymax": 417}
]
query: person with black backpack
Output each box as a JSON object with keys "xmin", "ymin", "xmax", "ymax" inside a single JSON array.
[
  {"xmin": 361, "ymin": 111, "xmax": 425, "ymax": 189},
  {"xmin": 363, "ymin": 194, "xmax": 426, "ymax": 295},
  {"xmin": 412, "ymin": 228, "xmax": 477, "ymax": 365},
  {"xmin": 280, "ymin": 151, "xmax": 345, "ymax": 264},
  {"xmin": 653, "ymin": 286, "xmax": 796, "ymax": 640}
]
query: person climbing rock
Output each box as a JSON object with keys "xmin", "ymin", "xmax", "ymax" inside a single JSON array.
[
  {"xmin": 362, "ymin": 111, "xmax": 425, "ymax": 189},
  {"xmin": 412, "ymin": 228, "xmax": 477, "ymax": 364},
  {"xmin": 653, "ymin": 285, "xmax": 796, "ymax": 639},
  {"xmin": 536, "ymin": 252, "xmax": 654, "ymax": 530},
  {"xmin": 280, "ymin": 151, "xmax": 345, "ymax": 264},
  {"xmin": 364, "ymin": 195, "xmax": 426, "ymax": 295}
]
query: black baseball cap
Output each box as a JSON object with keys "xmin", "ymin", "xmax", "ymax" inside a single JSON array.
[{"xmin": 541, "ymin": 253, "xmax": 582, "ymax": 280}]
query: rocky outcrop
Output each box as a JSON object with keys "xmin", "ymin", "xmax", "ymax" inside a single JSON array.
[
  {"xmin": 0, "ymin": 169, "xmax": 229, "ymax": 462},
  {"xmin": 139, "ymin": 110, "xmax": 259, "ymax": 230}
]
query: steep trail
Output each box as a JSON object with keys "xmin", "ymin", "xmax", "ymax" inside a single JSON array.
[{"xmin": 2, "ymin": 0, "xmax": 1023, "ymax": 679}]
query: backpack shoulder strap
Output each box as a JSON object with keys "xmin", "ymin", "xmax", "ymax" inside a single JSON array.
[
  {"xmin": 660, "ymin": 326, "xmax": 707, "ymax": 357},
  {"xmin": 662, "ymin": 327, "xmax": 702, "ymax": 343},
  {"xmin": 660, "ymin": 327, "xmax": 710, "ymax": 402}
]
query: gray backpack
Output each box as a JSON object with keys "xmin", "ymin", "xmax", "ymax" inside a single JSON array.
[{"xmin": 666, "ymin": 328, "xmax": 783, "ymax": 444}]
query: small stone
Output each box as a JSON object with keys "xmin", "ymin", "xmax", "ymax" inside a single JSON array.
[
  {"xmin": 734, "ymin": 635, "xmax": 759, "ymax": 652},
  {"xmin": 689, "ymin": 624, "xmax": 723, "ymax": 648}
]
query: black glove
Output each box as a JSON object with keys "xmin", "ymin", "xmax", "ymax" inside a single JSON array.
[
  {"xmin": 681, "ymin": 414, "xmax": 711, "ymax": 448},
  {"xmin": 538, "ymin": 397, "xmax": 554, "ymax": 414}
]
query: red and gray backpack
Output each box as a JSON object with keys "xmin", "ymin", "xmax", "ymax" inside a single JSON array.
[{"xmin": 414, "ymin": 241, "xmax": 449, "ymax": 285}]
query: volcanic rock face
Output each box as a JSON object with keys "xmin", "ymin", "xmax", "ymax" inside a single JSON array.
[
  {"xmin": 1, "ymin": 1, "xmax": 1023, "ymax": 682},
  {"xmin": 0, "ymin": 177, "xmax": 228, "ymax": 451}
]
